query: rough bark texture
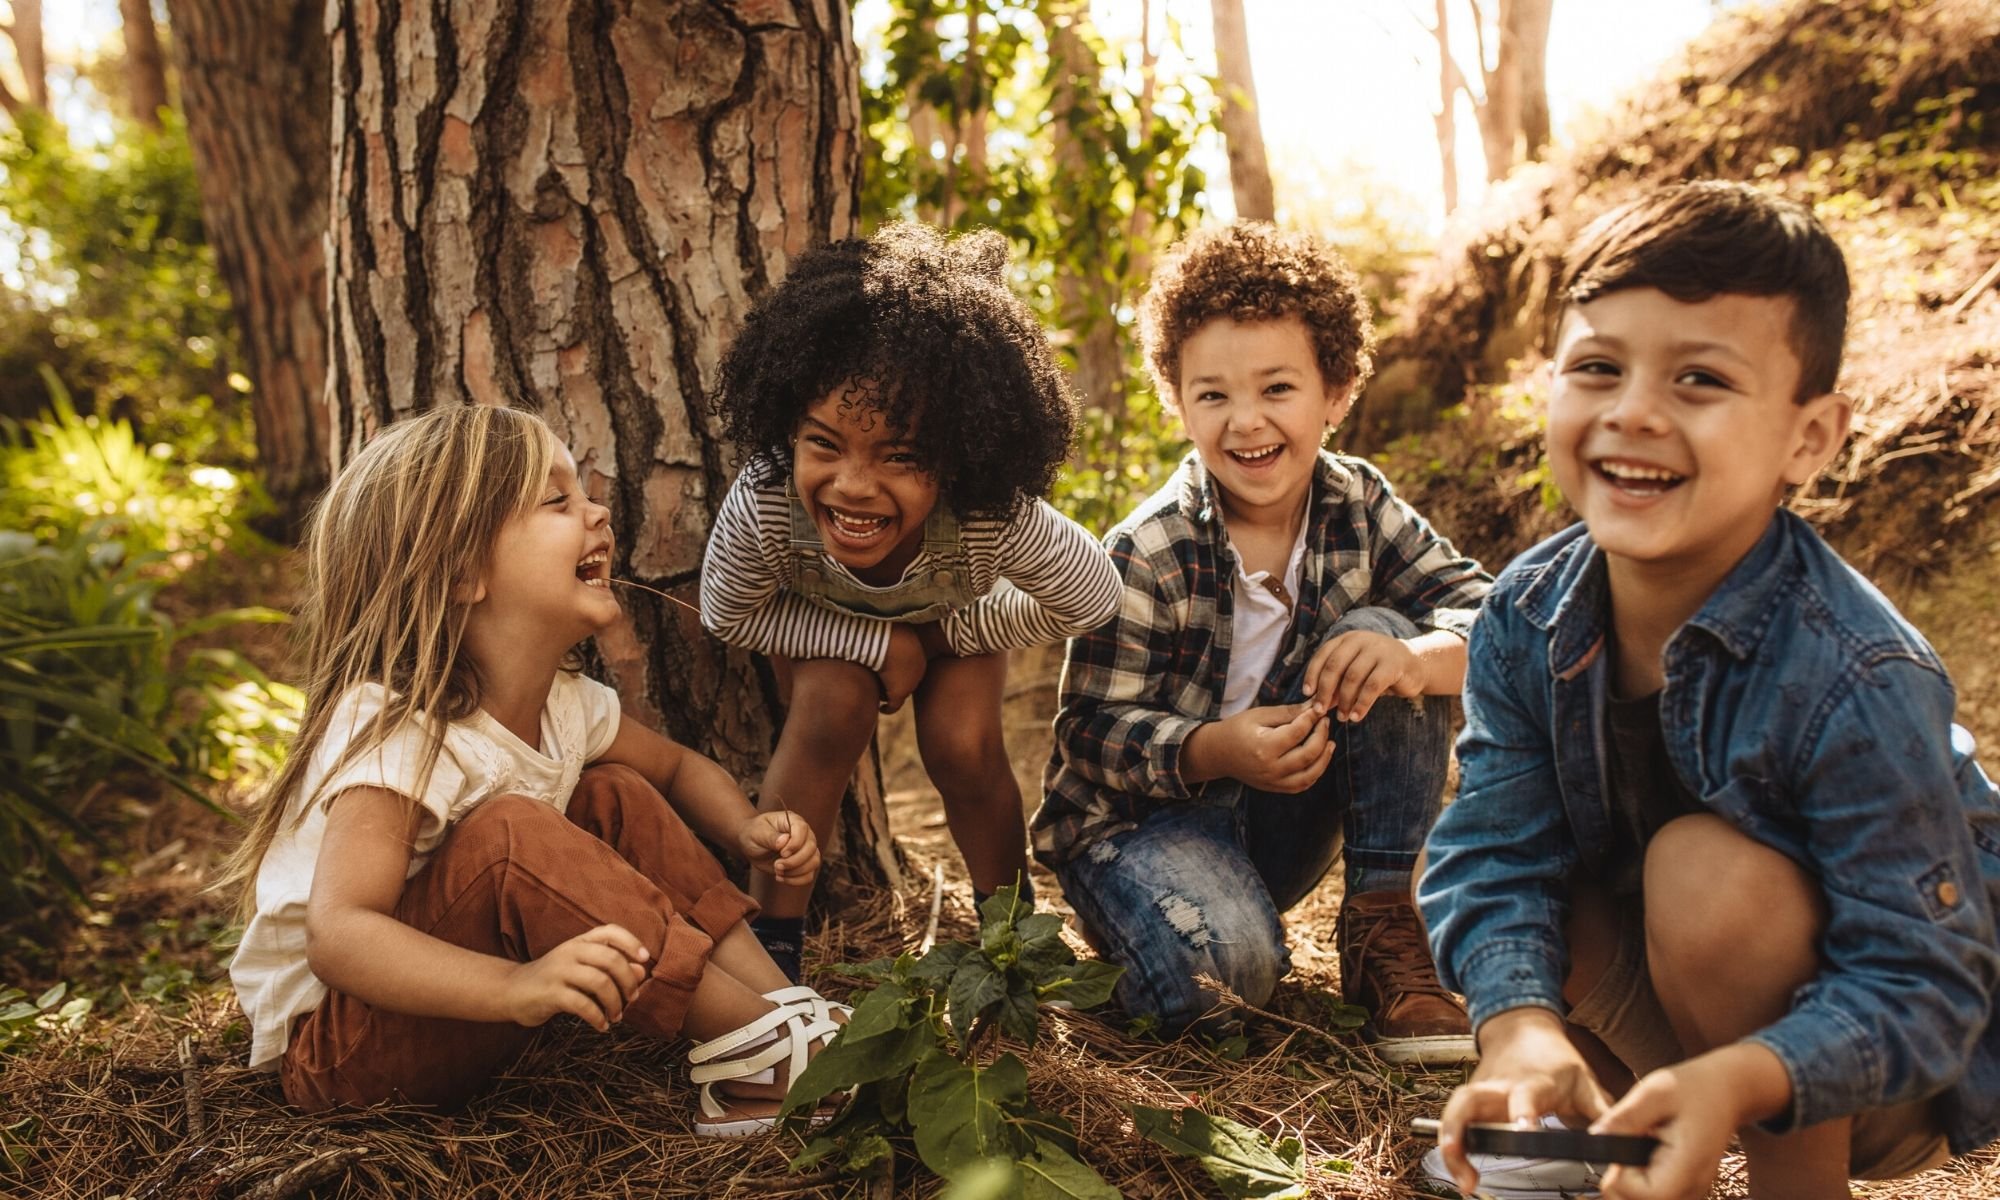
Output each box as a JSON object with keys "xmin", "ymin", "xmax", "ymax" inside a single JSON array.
[
  {"xmin": 166, "ymin": 0, "xmax": 332, "ymax": 530},
  {"xmin": 121, "ymin": 0, "xmax": 171, "ymax": 127},
  {"xmin": 1209, "ymin": 0, "xmax": 1274, "ymax": 221},
  {"xmin": 1434, "ymin": 0, "xmax": 1460, "ymax": 213},
  {"xmin": 323, "ymin": 0, "xmax": 899, "ymax": 890},
  {"xmin": 1048, "ymin": 11, "xmax": 1123, "ymax": 413}
]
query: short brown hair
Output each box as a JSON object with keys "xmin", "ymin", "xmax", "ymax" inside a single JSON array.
[
  {"xmin": 1139, "ymin": 222, "xmax": 1375, "ymax": 400},
  {"xmin": 1561, "ymin": 181, "xmax": 1849, "ymax": 399}
]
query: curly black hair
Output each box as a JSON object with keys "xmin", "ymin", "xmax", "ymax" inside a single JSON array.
[
  {"xmin": 713, "ymin": 222, "xmax": 1076, "ymax": 519},
  {"xmin": 1139, "ymin": 221, "xmax": 1375, "ymax": 402}
]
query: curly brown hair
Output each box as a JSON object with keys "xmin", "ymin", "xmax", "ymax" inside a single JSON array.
[{"xmin": 1138, "ymin": 221, "xmax": 1375, "ymax": 402}]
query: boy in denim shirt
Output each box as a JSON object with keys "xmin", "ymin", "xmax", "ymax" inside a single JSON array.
[
  {"xmin": 1420, "ymin": 181, "xmax": 2000, "ymax": 1199},
  {"xmin": 1032, "ymin": 223, "xmax": 1492, "ymax": 1061}
]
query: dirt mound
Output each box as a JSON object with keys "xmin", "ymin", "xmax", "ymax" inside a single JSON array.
[{"xmin": 1353, "ymin": 0, "xmax": 2000, "ymax": 585}]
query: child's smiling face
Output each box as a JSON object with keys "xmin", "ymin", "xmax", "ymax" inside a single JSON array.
[
  {"xmin": 792, "ymin": 381, "xmax": 940, "ymax": 581},
  {"xmin": 1173, "ymin": 315, "xmax": 1353, "ymax": 528},
  {"xmin": 471, "ymin": 440, "xmax": 620, "ymax": 648},
  {"xmin": 1548, "ymin": 287, "xmax": 1849, "ymax": 583}
]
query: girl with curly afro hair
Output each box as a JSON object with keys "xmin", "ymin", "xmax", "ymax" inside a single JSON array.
[{"xmin": 699, "ymin": 222, "xmax": 1120, "ymax": 980}]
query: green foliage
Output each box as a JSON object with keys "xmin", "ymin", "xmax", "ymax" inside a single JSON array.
[
  {"xmin": 1126, "ymin": 1105, "xmax": 1307, "ymax": 1200},
  {"xmin": 0, "ymin": 982, "xmax": 92, "ymax": 1057},
  {"xmin": 0, "ymin": 489, "xmax": 298, "ymax": 914},
  {"xmin": 780, "ymin": 884, "xmax": 1124, "ymax": 1195},
  {"xmin": 0, "ymin": 107, "xmax": 247, "ymax": 463},
  {"xmin": 857, "ymin": 0, "xmax": 1220, "ymax": 529}
]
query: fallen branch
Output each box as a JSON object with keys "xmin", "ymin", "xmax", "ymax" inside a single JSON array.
[
  {"xmin": 178, "ymin": 1035, "xmax": 204, "ymax": 1141},
  {"xmin": 241, "ymin": 1145, "xmax": 369, "ymax": 1200},
  {"xmin": 1945, "ymin": 257, "xmax": 2000, "ymax": 322}
]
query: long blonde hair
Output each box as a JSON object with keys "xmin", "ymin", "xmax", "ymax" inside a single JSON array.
[{"xmin": 218, "ymin": 404, "xmax": 555, "ymax": 919}]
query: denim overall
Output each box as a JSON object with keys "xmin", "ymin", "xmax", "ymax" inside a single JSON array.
[{"xmin": 785, "ymin": 485, "xmax": 975, "ymax": 620}]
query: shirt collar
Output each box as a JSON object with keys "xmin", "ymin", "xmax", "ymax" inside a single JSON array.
[{"xmin": 1521, "ymin": 511, "xmax": 1797, "ymax": 678}]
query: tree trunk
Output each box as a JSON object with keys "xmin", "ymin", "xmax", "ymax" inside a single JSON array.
[
  {"xmin": 1047, "ymin": 6, "xmax": 1123, "ymax": 414},
  {"xmin": 1512, "ymin": 0, "xmax": 1554, "ymax": 159},
  {"xmin": 120, "ymin": 0, "xmax": 170, "ymax": 127},
  {"xmin": 1434, "ymin": 0, "xmax": 1460, "ymax": 214},
  {"xmin": 12, "ymin": 0, "xmax": 45, "ymax": 110},
  {"xmin": 165, "ymin": 0, "xmax": 331, "ymax": 530},
  {"xmin": 1209, "ymin": 0, "xmax": 1274, "ymax": 221},
  {"xmin": 323, "ymin": 0, "xmax": 900, "ymax": 892}
]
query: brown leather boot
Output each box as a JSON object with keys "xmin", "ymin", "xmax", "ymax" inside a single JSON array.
[{"xmin": 1336, "ymin": 890, "xmax": 1476, "ymax": 1065}]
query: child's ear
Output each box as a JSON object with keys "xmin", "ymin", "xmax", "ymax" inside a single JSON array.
[
  {"xmin": 453, "ymin": 573, "xmax": 488, "ymax": 606},
  {"xmin": 1783, "ymin": 391, "xmax": 1853, "ymax": 486},
  {"xmin": 1323, "ymin": 380, "xmax": 1358, "ymax": 432}
]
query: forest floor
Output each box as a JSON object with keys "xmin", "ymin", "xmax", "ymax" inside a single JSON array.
[{"xmin": 5, "ymin": 599, "xmax": 2000, "ymax": 1198}]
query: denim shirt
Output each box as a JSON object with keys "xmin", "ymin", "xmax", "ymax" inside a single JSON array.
[{"xmin": 1420, "ymin": 511, "xmax": 2000, "ymax": 1153}]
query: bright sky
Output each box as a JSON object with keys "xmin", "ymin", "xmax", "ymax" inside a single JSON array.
[{"xmin": 857, "ymin": 0, "xmax": 1723, "ymax": 235}]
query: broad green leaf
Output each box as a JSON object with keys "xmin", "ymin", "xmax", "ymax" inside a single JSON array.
[
  {"xmin": 909, "ymin": 1050, "xmax": 1029, "ymax": 1176},
  {"xmin": 1018, "ymin": 1141, "xmax": 1121, "ymax": 1200},
  {"xmin": 1038, "ymin": 960, "xmax": 1122, "ymax": 1011},
  {"xmin": 977, "ymin": 883, "xmax": 1031, "ymax": 936},
  {"xmin": 940, "ymin": 1157, "xmax": 1020, "ymax": 1200},
  {"xmin": 842, "ymin": 980, "xmax": 913, "ymax": 1041},
  {"xmin": 1127, "ymin": 1105, "xmax": 1307, "ymax": 1200},
  {"xmin": 780, "ymin": 1014, "xmax": 931, "ymax": 1118},
  {"xmin": 911, "ymin": 939, "xmax": 976, "ymax": 985},
  {"xmin": 947, "ymin": 954, "xmax": 1007, "ymax": 1042},
  {"xmin": 993, "ymin": 973, "xmax": 1040, "ymax": 1046}
]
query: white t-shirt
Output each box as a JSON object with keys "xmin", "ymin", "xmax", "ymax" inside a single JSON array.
[
  {"xmin": 230, "ymin": 671, "xmax": 625, "ymax": 1070},
  {"xmin": 1220, "ymin": 518, "xmax": 1310, "ymax": 718}
]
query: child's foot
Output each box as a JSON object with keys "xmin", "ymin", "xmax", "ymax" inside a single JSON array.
[
  {"xmin": 1337, "ymin": 891, "xmax": 1476, "ymax": 1065},
  {"xmin": 688, "ymin": 988, "xmax": 849, "ymax": 1137},
  {"xmin": 1415, "ymin": 1115, "xmax": 1605, "ymax": 1198}
]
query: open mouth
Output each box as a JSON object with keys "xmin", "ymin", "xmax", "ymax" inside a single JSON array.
[
  {"xmin": 821, "ymin": 506, "xmax": 893, "ymax": 546},
  {"xmin": 1593, "ymin": 458, "xmax": 1686, "ymax": 497},
  {"xmin": 1228, "ymin": 445, "xmax": 1282, "ymax": 467},
  {"xmin": 575, "ymin": 549, "xmax": 611, "ymax": 587}
]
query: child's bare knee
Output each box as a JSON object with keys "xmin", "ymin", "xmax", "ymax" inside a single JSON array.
[
  {"xmin": 1644, "ymin": 814, "xmax": 1822, "ymax": 969},
  {"xmin": 784, "ymin": 660, "xmax": 880, "ymax": 747}
]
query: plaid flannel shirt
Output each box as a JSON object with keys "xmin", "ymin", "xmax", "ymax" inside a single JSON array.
[{"xmin": 1031, "ymin": 449, "xmax": 1494, "ymax": 866}]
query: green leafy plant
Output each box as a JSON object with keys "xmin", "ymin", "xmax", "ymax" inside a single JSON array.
[
  {"xmin": 0, "ymin": 522, "xmax": 295, "ymax": 915},
  {"xmin": 1127, "ymin": 1105, "xmax": 1312, "ymax": 1200},
  {"xmin": 778, "ymin": 884, "xmax": 1125, "ymax": 1195},
  {"xmin": 0, "ymin": 983, "xmax": 93, "ymax": 1056}
]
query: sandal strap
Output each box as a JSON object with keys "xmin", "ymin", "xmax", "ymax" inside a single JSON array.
[
  {"xmin": 688, "ymin": 990, "xmax": 848, "ymax": 1119},
  {"xmin": 687, "ymin": 1000, "xmax": 810, "ymax": 1066}
]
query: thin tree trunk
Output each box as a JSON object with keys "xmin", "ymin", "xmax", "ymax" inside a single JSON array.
[
  {"xmin": 165, "ymin": 0, "xmax": 331, "ymax": 532},
  {"xmin": 1471, "ymin": 0, "xmax": 1520, "ymax": 181},
  {"xmin": 1512, "ymin": 0, "xmax": 1554, "ymax": 159},
  {"xmin": 324, "ymin": 0, "xmax": 899, "ymax": 891},
  {"xmin": 1209, "ymin": 0, "xmax": 1274, "ymax": 221},
  {"xmin": 12, "ymin": 0, "xmax": 45, "ymax": 110},
  {"xmin": 1047, "ymin": 5, "xmax": 1123, "ymax": 413},
  {"xmin": 1434, "ymin": 0, "xmax": 1460, "ymax": 214},
  {"xmin": 120, "ymin": 0, "xmax": 170, "ymax": 127}
]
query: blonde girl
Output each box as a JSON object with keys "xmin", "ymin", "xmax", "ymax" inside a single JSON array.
[{"xmin": 223, "ymin": 404, "xmax": 843, "ymax": 1135}]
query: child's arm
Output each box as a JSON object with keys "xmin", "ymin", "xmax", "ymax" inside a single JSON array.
[
  {"xmin": 934, "ymin": 501, "xmax": 1122, "ymax": 656},
  {"xmin": 596, "ymin": 714, "xmax": 819, "ymax": 886},
  {"xmin": 1301, "ymin": 625, "xmax": 1467, "ymax": 723},
  {"xmin": 305, "ymin": 786, "xmax": 651, "ymax": 1030},
  {"xmin": 699, "ymin": 470, "xmax": 897, "ymax": 671}
]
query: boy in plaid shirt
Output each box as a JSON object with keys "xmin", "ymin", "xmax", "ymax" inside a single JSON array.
[{"xmin": 1031, "ymin": 224, "xmax": 1492, "ymax": 1059}]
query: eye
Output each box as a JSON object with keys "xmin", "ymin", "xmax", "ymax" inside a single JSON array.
[
  {"xmin": 803, "ymin": 434, "xmax": 837, "ymax": 451},
  {"xmin": 1194, "ymin": 389, "xmax": 1226, "ymax": 404},
  {"xmin": 542, "ymin": 492, "xmax": 569, "ymax": 507},
  {"xmin": 1264, "ymin": 381, "xmax": 1295, "ymax": 396},
  {"xmin": 1564, "ymin": 358, "xmax": 1621, "ymax": 380},
  {"xmin": 1675, "ymin": 367, "xmax": 1732, "ymax": 390}
]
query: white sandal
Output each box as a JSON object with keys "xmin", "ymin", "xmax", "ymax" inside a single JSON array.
[{"xmin": 686, "ymin": 988, "xmax": 848, "ymax": 1137}]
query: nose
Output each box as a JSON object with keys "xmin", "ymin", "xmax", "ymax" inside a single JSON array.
[
  {"xmin": 1223, "ymin": 395, "xmax": 1266, "ymax": 436},
  {"xmin": 1601, "ymin": 377, "xmax": 1670, "ymax": 435},
  {"xmin": 584, "ymin": 494, "xmax": 611, "ymax": 527},
  {"xmin": 833, "ymin": 457, "xmax": 879, "ymax": 499}
]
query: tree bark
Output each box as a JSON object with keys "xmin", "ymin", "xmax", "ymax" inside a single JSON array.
[
  {"xmin": 120, "ymin": 0, "xmax": 170, "ymax": 127},
  {"xmin": 165, "ymin": 0, "xmax": 332, "ymax": 532},
  {"xmin": 1209, "ymin": 0, "xmax": 1274, "ymax": 221},
  {"xmin": 1512, "ymin": 0, "xmax": 1553, "ymax": 159},
  {"xmin": 1047, "ymin": 5, "xmax": 1124, "ymax": 414},
  {"xmin": 11, "ymin": 0, "xmax": 46, "ymax": 110},
  {"xmin": 323, "ymin": 0, "xmax": 899, "ymax": 891}
]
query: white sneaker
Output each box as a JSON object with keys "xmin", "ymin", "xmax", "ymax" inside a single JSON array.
[{"xmin": 1416, "ymin": 1116, "xmax": 1605, "ymax": 1198}]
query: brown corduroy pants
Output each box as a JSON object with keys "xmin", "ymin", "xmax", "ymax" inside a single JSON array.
[{"xmin": 280, "ymin": 764, "xmax": 758, "ymax": 1112}]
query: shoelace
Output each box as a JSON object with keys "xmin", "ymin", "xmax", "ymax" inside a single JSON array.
[{"xmin": 1346, "ymin": 906, "xmax": 1452, "ymax": 998}]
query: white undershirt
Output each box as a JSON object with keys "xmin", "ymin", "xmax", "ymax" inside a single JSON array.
[{"xmin": 1220, "ymin": 517, "xmax": 1310, "ymax": 718}]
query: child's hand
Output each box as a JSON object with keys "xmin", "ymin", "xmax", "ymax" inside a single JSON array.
[
  {"xmin": 501, "ymin": 924, "xmax": 651, "ymax": 1032},
  {"xmin": 1433, "ymin": 1008, "xmax": 1612, "ymax": 1195},
  {"xmin": 738, "ymin": 810, "xmax": 821, "ymax": 886},
  {"xmin": 1304, "ymin": 630, "xmax": 1425, "ymax": 722},
  {"xmin": 1207, "ymin": 701, "xmax": 1334, "ymax": 793},
  {"xmin": 878, "ymin": 625, "xmax": 929, "ymax": 713},
  {"xmin": 1592, "ymin": 1050, "xmax": 1767, "ymax": 1200}
]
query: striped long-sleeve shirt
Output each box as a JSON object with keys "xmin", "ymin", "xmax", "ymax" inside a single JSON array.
[
  {"xmin": 698, "ymin": 470, "xmax": 1122, "ymax": 671},
  {"xmin": 1030, "ymin": 450, "xmax": 1494, "ymax": 865}
]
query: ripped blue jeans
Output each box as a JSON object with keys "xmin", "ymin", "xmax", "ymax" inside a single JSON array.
[{"xmin": 1053, "ymin": 607, "xmax": 1451, "ymax": 1034}]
